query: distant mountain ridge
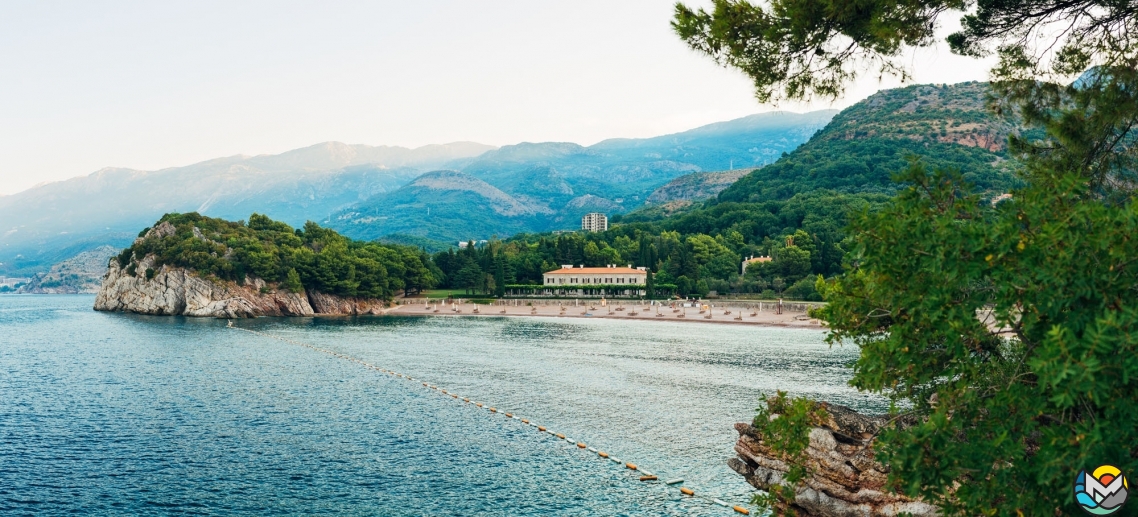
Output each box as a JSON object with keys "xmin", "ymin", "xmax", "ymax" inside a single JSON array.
[
  {"xmin": 327, "ymin": 110, "xmax": 837, "ymax": 244},
  {"xmin": 0, "ymin": 110, "xmax": 835, "ymax": 274}
]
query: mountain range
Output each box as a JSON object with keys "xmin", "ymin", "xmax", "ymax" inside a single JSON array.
[{"xmin": 0, "ymin": 110, "xmax": 835, "ymax": 274}]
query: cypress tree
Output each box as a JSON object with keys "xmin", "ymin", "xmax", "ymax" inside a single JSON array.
[{"xmin": 494, "ymin": 258, "xmax": 506, "ymax": 298}]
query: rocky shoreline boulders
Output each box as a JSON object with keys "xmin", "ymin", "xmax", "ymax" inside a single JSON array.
[{"xmin": 728, "ymin": 403, "xmax": 939, "ymax": 517}]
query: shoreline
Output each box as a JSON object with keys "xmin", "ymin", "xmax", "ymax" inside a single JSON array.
[{"xmin": 384, "ymin": 301, "xmax": 827, "ymax": 329}]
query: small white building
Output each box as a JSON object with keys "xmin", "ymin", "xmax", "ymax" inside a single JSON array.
[{"xmin": 581, "ymin": 213, "xmax": 608, "ymax": 232}]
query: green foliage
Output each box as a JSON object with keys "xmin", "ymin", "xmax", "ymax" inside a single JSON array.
[
  {"xmin": 673, "ymin": 0, "xmax": 1136, "ymax": 103},
  {"xmin": 675, "ymin": 0, "xmax": 1138, "ymax": 514},
  {"xmin": 432, "ymin": 189, "xmax": 885, "ymax": 299},
  {"xmin": 283, "ymin": 268, "xmax": 303, "ymax": 293},
  {"xmin": 118, "ymin": 213, "xmax": 436, "ymax": 301},
  {"xmin": 817, "ymin": 161, "xmax": 1138, "ymax": 515},
  {"xmin": 673, "ymin": 0, "xmax": 948, "ymax": 102}
]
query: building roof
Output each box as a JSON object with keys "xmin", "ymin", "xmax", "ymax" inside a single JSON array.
[
  {"xmin": 544, "ymin": 267, "xmax": 644, "ymax": 275},
  {"xmin": 744, "ymin": 256, "xmax": 772, "ymax": 263}
]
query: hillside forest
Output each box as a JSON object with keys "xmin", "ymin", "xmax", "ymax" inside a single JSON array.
[{"xmin": 430, "ymin": 82, "xmax": 1023, "ymax": 301}]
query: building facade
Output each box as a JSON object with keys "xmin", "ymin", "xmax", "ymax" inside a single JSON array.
[
  {"xmin": 581, "ymin": 212, "xmax": 608, "ymax": 232},
  {"xmin": 741, "ymin": 255, "xmax": 772, "ymax": 274},
  {"xmin": 511, "ymin": 264, "xmax": 647, "ymax": 297}
]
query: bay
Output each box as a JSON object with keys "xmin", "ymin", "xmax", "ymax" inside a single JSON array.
[{"xmin": 0, "ymin": 295, "xmax": 883, "ymax": 516}]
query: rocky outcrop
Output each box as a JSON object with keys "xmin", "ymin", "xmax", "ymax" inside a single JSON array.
[
  {"xmin": 93, "ymin": 254, "xmax": 388, "ymax": 318},
  {"xmin": 306, "ymin": 290, "xmax": 387, "ymax": 315},
  {"xmin": 646, "ymin": 169, "xmax": 753, "ymax": 204},
  {"xmin": 729, "ymin": 404, "xmax": 938, "ymax": 517}
]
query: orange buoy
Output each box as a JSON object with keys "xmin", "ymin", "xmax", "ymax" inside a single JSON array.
[
  {"xmin": 521, "ymin": 419, "xmax": 529, "ymax": 424},
  {"xmin": 680, "ymin": 487, "xmax": 694, "ymax": 496},
  {"xmin": 451, "ymin": 394, "xmax": 458, "ymax": 398},
  {"xmin": 476, "ymin": 403, "xmax": 483, "ymax": 407},
  {"xmin": 489, "ymin": 407, "xmax": 497, "ymax": 412},
  {"xmin": 625, "ymin": 463, "xmax": 637, "ymax": 470},
  {"xmin": 576, "ymin": 443, "xmax": 586, "ymax": 449},
  {"xmin": 505, "ymin": 413, "xmax": 513, "ymax": 418},
  {"xmin": 733, "ymin": 506, "xmax": 750, "ymax": 515},
  {"xmin": 555, "ymin": 433, "xmax": 565, "ymax": 439},
  {"xmin": 639, "ymin": 475, "xmax": 658, "ymax": 481},
  {"xmin": 538, "ymin": 426, "xmax": 546, "ymax": 432},
  {"xmin": 598, "ymin": 452, "xmax": 608, "ymax": 458},
  {"xmin": 463, "ymin": 398, "xmax": 469, "ymax": 402},
  {"xmin": 422, "ymin": 382, "xmax": 428, "ymax": 386}
]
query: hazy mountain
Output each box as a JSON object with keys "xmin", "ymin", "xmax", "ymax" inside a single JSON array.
[
  {"xmin": 327, "ymin": 170, "xmax": 553, "ymax": 243},
  {"xmin": 0, "ymin": 142, "xmax": 494, "ymax": 274},
  {"xmin": 1, "ymin": 110, "xmax": 836, "ymax": 274},
  {"xmin": 590, "ymin": 110, "xmax": 838, "ymax": 170},
  {"xmin": 328, "ymin": 110, "xmax": 837, "ymax": 243}
]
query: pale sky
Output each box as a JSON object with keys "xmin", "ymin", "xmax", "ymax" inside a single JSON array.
[{"xmin": 0, "ymin": 1, "xmax": 995, "ymax": 195}]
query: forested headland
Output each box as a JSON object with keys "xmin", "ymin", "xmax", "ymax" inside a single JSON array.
[{"xmin": 116, "ymin": 212, "xmax": 438, "ymax": 301}]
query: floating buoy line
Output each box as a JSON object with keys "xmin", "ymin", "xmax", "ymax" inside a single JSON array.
[{"xmin": 230, "ymin": 324, "xmax": 752, "ymax": 515}]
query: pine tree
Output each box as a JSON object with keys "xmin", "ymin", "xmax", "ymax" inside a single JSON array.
[{"xmin": 283, "ymin": 268, "xmax": 303, "ymax": 293}]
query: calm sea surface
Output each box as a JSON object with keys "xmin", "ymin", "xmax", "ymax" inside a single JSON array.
[{"xmin": 0, "ymin": 295, "xmax": 883, "ymax": 516}]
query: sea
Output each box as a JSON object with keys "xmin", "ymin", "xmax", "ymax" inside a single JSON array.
[{"xmin": 0, "ymin": 295, "xmax": 885, "ymax": 516}]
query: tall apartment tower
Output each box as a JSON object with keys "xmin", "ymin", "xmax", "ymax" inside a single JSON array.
[{"xmin": 581, "ymin": 212, "xmax": 608, "ymax": 232}]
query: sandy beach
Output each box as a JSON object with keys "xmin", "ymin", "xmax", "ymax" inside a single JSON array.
[{"xmin": 388, "ymin": 299, "xmax": 826, "ymax": 329}]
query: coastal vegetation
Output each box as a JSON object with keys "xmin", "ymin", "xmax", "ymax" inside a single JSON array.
[
  {"xmin": 675, "ymin": 0, "xmax": 1138, "ymax": 515},
  {"xmin": 428, "ymin": 190, "xmax": 871, "ymax": 300},
  {"xmin": 117, "ymin": 212, "xmax": 438, "ymax": 301}
]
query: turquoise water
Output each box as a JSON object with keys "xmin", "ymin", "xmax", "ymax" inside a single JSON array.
[{"xmin": 0, "ymin": 295, "xmax": 883, "ymax": 515}]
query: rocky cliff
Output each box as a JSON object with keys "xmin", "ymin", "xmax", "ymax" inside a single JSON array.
[
  {"xmin": 94, "ymin": 254, "xmax": 387, "ymax": 318},
  {"xmin": 728, "ymin": 403, "xmax": 939, "ymax": 517}
]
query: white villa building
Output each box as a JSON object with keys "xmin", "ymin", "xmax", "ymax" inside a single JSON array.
[{"xmin": 516, "ymin": 264, "xmax": 647, "ymax": 297}]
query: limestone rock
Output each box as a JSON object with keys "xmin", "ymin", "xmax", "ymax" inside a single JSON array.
[
  {"xmin": 93, "ymin": 254, "xmax": 387, "ymax": 318},
  {"xmin": 307, "ymin": 290, "xmax": 386, "ymax": 315},
  {"xmin": 730, "ymin": 404, "xmax": 939, "ymax": 517}
]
